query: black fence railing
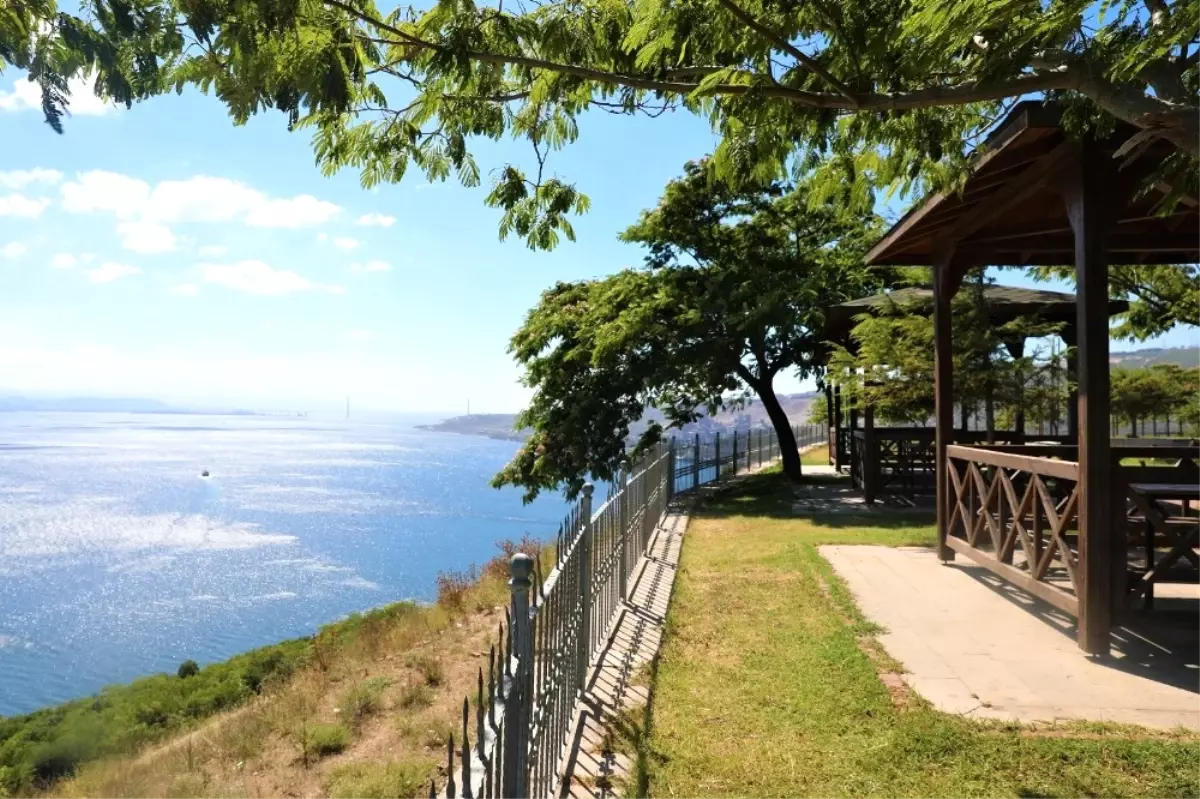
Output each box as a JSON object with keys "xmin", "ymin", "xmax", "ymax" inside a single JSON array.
[{"xmin": 439, "ymin": 423, "xmax": 821, "ymax": 798}]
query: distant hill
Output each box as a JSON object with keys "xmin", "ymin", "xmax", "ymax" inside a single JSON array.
[
  {"xmin": 0, "ymin": 395, "xmax": 181, "ymax": 413},
  {"xmin": 1110, "ymin": 346, "xmax": 1200, "ymax": 369},
  {"xmin": 416, "ymin": 414, "xmax": 528, "ymax": 441},
  {"xmin": 418, "ymin": 392, "xmax": 822, "ymax": 443},
  {"xmin": 0, "ymin": 395, "xmax": 281, "ymax": 415}
]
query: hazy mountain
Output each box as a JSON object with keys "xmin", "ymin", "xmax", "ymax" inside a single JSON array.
[
  {"xmin": 0, "ymin": 396, "xmax": 181, "ymax": 413},
  {"xmin": 420, "ymin": 392, "xmax": 822, "ymax": 442},
  {"xmin": 1110, "ymin": 346, "xmax": 1200, "ymax": 369}
]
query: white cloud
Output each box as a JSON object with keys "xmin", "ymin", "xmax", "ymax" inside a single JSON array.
[
  {"xmin": 117, "ymin": 220, "xmax": 177, "ymax": 254},
  {"xmin": 355, "ymin": 213, "xmax": 396, "ymax": 227},
  {"xmin": 350, "ymin": 259, "xmax": 392, "ymax": 273},
  {"xmin": 333, "ymin": 237, "xmax": 360, "ymax": 251},
  {"xmin": 168, "ymin": 283, "xmax": 199, "ymax": 296},
  {"xmin": 244, "ymin": 195, "xmax": 340, "ymax": 228},
  {"xmin": 50, "ymin": 253, "xmax": 76, "ymax": 269},
  {"xmin": 2, "ymin": 242, "xmax": 27, "ymax": 259},
  {"xmin": 317, "ymin": 232, "xmax": 328, "ymax": 242},
  {"xmin": 146, "ymin": 176, "xmax": 263, "ymax": 223},
  {"xmin": 0, "ymin": 76, "xmax": 115, "ymax": 117},
  {"xmin": 88, "ymin": 262, "xmax": 140, "ymax": 284},
  {"xmin": 343, "ymin": 330, "xmax": 373, "ymax": 341},
  {"xmin": 60, "ymin": 172, "xmax": 342, "ymax": 241},
  {"xmin": 0, "ymin": 169, "xmax": 62, "ymax": 189},
  {"xmin": 61, "ymin": 171, "xmax": 150, "ymax": 218},
  {"xmin": 0, "ymin": 194, "xmax": 51, "ymax": 218},
  {"xmin": 198, "ymin": 244, "xmax": 227, "ymax": 257},
  {"xmin": 199, "ymin": 260, "xmax": 345, "ymax": 296}
]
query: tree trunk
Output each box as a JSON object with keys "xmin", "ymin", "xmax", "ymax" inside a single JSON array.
[
  {"xmin": 1128, "ymin": 413, "xmax": 1137, "ymax": 438},
  {"xmin": 756, "ymin": 382, "xmax": 803, "ymax": 481}
]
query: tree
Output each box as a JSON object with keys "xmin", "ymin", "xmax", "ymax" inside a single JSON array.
[
  {"xmin": 828, "ymin": 269, "xmax": 1065, "ymax": 437},
  {"xmin": 492, "ymin": 163, "xmax": 884, "ymax": 500},
  {"xmin": 1030, "ymin": 265, "xmax": 1200, "ymax": 341},
  {"xmin": 2, "ymin": 0, "xmax": 183, "ymax": 132},
  {"xmin": 26, "ymin": 0, "xmax": 1198, "ymax": 247}
]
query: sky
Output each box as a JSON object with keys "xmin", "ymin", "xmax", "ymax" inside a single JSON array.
[{"xmin": 0, "ymin": 73, "xmax": 1195, "ymax": 415}]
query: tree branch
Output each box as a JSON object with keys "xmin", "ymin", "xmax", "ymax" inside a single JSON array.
[
  {"xmin": 714, "ymin": 0, "xmax": 858, "ymax": 104},
  {"xmin": 321, "ymin": 0, "xmax": 1198, "ymax": 156}
]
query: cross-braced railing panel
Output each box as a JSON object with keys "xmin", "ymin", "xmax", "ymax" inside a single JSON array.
[{"xmin": 945, "ymin": 445, "xmax": 1081, "ymax": 616}]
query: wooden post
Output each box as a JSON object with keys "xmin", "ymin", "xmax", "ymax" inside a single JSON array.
[
  {"xmin": 934, "ymin": 254, "xmax": 963, "ymax": 563},
  {"xmin": 715, "ymin": 431, "xmax": 722, "ymax": 478},
  {"xmin": 1003, "ymin": 339, "xmax": 1026, "ymax": 444},
  {"xmin": 1062, "ymin": 324, "xmax": 1079, "ymax": 440},
  {"xmin": 848, "ymin": 401, "xmax": 859, "ymax": 486},
  {"xmin": 824, "ymin": 386, "xmax": 834, "ymax": 464},
  {"xmin": 833, "ymin": 384, "xmax": 844, "ymax": 471},
  {"xmin": 692, "ymin": 433, "xmax": 701, "ymax": 491},
  {"xmin": 731, "ymin": 430, "xmax": 739, "ymax": 476},
  {"xmin": 1062, "ymin": 139, "xmax": 1115, "ymax": 657},
  {"xmin": 863, "ymin": 402, "xmax": 876, "ymax": 505}
]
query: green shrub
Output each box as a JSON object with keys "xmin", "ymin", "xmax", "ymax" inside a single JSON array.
[
  {"xmin": 298, "ymin": 723, "xmax": 350, "ymax": 762},
  {"xmin": 397, "ymin": 683, "xmax": 433, "ymax": 711},
  {"xmin": 177, "ymin": 660, "xmax": 200, "ymax": 679},
  {"xmin": 326, "ymin": 759, "xmax": 435, "ymax": 799},
  {"xmin": 339, "ymin": 677, "xmax": 391, "ymax": 724}
]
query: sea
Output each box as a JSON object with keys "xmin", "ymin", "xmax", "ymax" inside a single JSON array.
[{"xmin": 0, "ymin": 412, "xmax": 566, "ymax": 717}]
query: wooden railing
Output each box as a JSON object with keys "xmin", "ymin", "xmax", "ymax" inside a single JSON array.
[
  {"xmin": 944, "ymin": 445, "xmax": 1082, "ymax": 616},
  {"xmin": 944, "ymin": 440, "xmax": 1199, "ymax": 618}
]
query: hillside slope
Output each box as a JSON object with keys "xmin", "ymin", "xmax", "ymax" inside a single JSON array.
[{"xmin": 5, "ymin": 549, "xmax": 538, "ymax": 799}]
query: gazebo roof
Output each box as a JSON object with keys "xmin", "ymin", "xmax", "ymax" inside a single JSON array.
[
  {"xmin": 824, "ymin": 284, "xmax": 1129, "ymax": 343},
  {"xmin": 865, "ymin": 102, "xmax": 1199, "ymax": 267}
]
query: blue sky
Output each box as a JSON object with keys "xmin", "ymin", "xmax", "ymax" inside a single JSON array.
[{"xmin": 0, "ymin": 73, "xmax": 1194, "ymax": 414}]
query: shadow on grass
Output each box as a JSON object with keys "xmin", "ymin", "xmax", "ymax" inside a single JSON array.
[{"xmin": 692, "ymin": 469, "xmax": 937, "ymax": 532}]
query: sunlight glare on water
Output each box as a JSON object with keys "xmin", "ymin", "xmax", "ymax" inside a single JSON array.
[{"xmin": 0, "ymin": 412, "xmax": 562, "ymax": 716}]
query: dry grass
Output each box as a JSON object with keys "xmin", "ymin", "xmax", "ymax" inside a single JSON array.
[{"xmin": 50, "ymin": 542, "xmax": 556, "ymax": 799}]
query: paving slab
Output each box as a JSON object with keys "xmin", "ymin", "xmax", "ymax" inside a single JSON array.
[{"xmin": 821, "ymin": 545, "xmax": 1200, "ymax": 730}]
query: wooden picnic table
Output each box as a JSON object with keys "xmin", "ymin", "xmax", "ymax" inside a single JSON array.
[{"xmin": 1126, "ymin": 481, "xmax": 1200, "ymax": 609}]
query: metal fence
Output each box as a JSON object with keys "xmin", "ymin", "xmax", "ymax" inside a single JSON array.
[
  {"xmin": 438, "ymin": 423, "xmax": 818, "ymax": 798},
  {"xmin": 671, "ymin": 423, "xmax": 826, "ymax": 492}
]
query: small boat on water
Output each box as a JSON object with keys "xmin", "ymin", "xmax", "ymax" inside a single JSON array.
[{"xmin": 200, "ymin": 470, "xmax": 210, "ymax": 478}]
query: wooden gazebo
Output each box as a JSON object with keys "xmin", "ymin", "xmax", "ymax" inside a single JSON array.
[
  {"xmin": 821, "ymin": 285, "xmax": 1128, "ymax": 502},
  {"xmin": 863, "ymin": 101, "xmax": 1199, "ymax": 656}
]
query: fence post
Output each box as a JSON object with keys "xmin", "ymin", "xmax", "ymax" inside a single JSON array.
[
  {"xmin": 618, "ymin": 462, "xmax": 630, "ymax": 600},
  {"xmin": 503, "ymin": 553, "xmax": 534, "ymax": 799},
  {"xmin": 746, "ymin": 430, "xmax": 752, "ymax": 471},
  {"xmin": 666, "ymin": 439, "xmax": 676, "ymax": 501},
  {"xmin": 731, "ymin": 431, "xmax": 738, "ymax": 476},
  {"xmin": 692, "ymin": 434, "xmax": 700, "ymax": 491},
  {"xmin": 714, "ymin": 432, "xmax": 721, "ymax": 479},
  {"xmin": 576, "ymin": 483, "xmax": 594, "ymax": 691}
]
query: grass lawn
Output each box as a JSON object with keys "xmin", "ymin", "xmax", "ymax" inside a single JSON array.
[
  {"xmin": 624, "ymin": 469, "xmax": 1199, "ymax": 798},
  {"xmin": 800, "ymin": 444, "xmax": 830, "ymax": 467}
]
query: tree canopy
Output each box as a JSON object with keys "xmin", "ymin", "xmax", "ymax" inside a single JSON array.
[
  {"xmin": 2, "ymin": 0, "xmax": 182, "ymax": 132},
  {"xmin": 1029, "ymin": 265, "xmax": 1200, "ymax": 341},
  {"xmin": 829, "ymin": 269, "xmax": 1066, "ymax": 434},
  {"xmin": 492, "ymin": 162, "xmax": 884, "ymax": 500},
  {"xmin": 14, "ymin": 0, "xmax": 1199, "ymax": 247}
]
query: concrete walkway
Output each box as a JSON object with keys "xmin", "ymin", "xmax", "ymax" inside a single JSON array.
[
  {"xmin": 822, "ymin": 545, "xmax": 1200, "ymax": 730},
  {"xmin": 555, "ymin": 500, "xmax": 689, "ymax": 798}
]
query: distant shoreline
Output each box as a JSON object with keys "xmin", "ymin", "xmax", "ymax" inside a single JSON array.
[{"xmin": 415, "ymin": 414, "xmax": 526, "ymax": 442}]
